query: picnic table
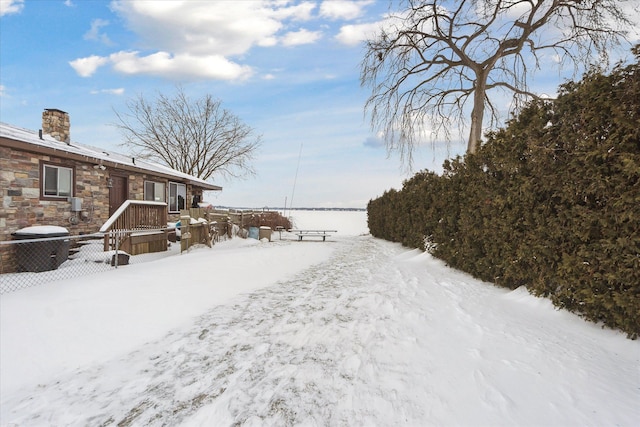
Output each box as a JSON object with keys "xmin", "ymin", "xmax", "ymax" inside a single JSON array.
[{"xmin": 289, "ymin": 229, "xmax": 337, "ymax": 242}]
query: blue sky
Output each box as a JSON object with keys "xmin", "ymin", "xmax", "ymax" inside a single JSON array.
[{"xmin": 1, "ymin": 0, "xmax": 637, "ymax": 208}]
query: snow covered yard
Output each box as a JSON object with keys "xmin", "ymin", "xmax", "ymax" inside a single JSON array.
[{"xmin": 1, "ymin": 211, "xmax": 638, "ymax": 426}]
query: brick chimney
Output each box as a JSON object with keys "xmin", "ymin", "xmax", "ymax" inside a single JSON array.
[{"xmin": 42, "ymin": 108, "xmax": 70, "ymax": 144}]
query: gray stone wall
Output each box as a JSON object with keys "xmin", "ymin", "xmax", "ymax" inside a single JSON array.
[
  {"xmin": 0, "ymin": 146, "xmax": 110, "ymax": 241},
  {"xmin": 0, "ymin": 147, "xmax": 110, "ymax": 272}
]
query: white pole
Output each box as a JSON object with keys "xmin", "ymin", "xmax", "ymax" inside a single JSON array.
[
  {"xmin": 283, "ymin": 196, "xmax": 287, "ymax": 218},
  {"xmin": 290, "ymin": 143, "xmax": 303, "ymax": 213}
]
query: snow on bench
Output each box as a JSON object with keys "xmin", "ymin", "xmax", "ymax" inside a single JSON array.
[{"xmin": 289, "ymin": 230, "xmax": 338, "ymax": 242}]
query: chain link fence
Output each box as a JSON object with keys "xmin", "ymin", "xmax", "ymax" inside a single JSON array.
[{"xmin": 0, "ymin": 230, "xmax": 179, "ymax": 294}]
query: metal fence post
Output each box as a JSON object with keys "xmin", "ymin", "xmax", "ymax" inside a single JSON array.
[{"xmin": 114, "ymin": 230, "xmax": 120, "ymax": 268}]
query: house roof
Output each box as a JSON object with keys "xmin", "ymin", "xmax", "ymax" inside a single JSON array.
[{"xmin": 0, "ymin": 122, "xmax": 222, "ymax": 191}]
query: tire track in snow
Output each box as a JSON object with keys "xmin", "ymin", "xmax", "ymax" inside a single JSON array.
[{"xmin": 2, "ymin": 237, "xmax": 431, "ymax": 426}]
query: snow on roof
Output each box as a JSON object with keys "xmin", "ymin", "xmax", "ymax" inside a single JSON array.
[{"xmin": 0, "ymin": 122, "xmax": 221, "ymax": 190}]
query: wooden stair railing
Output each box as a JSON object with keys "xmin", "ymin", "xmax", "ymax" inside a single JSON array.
[{"xmin": 100, "ymin": 200, "xmax": 168, "ymax": 254}]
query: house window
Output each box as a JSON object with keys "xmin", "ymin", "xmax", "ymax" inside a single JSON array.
[
  {"xmin": 144, "ymin": 180, "xmax": 166, "ymax": 202},
  {"xmin": 42, "ymin": 163, "xmax": 73, "ymax": 198},
  {"xmin": 169, "ymin": 182, "xmax": 186, "ymax": 213}
]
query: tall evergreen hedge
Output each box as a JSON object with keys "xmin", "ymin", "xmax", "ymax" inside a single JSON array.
[{"xmin": 368, "ymin": 47, "xmax": 640, "ymax": 338}]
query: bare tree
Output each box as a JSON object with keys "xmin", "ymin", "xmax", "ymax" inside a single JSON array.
[
  {"xmin": 114, "ymin": 87, "xmax": 261, "ymax": 181},
  {"xmin": 361, "ymin": 0, "xmax": 634, "ymax": 164}
]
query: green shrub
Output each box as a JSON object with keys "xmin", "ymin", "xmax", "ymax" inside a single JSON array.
[{"xmin": 367, "ymin": 46, "xmax": 640, "ymax": 338}]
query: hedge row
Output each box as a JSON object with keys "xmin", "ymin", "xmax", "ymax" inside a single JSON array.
[{"xmin": 368, "ymin": 47, "xmax": 640, "ymax": 338}]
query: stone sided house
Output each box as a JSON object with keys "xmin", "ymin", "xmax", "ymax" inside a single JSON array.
[{"xmin": 0, "ymin": 109, "xmax": 222, "ymax": 271}]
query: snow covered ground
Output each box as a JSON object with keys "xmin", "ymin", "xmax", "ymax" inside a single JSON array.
[{"xmin": 1, "ymin": 210, "xmax": 638, "ymax": 426}]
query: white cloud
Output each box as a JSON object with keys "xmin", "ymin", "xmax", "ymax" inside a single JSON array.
[
  {"xmin": 84, "ymin": 19, "xmax": 113, "ymax": 45},
  {"xmin": 109, "ymin": 51, "xmax": 254, "ymax": 81},
  {"xmin": 0, "ymin": 0, "xmax": 24, "ymax": 16},
  {"xmin": 271, "ymin": 1, "xmax": 316, "ymax": 21},
  {"xmin": 110, "ymin": 0, "xmax": 291, "ymax": 56},
  {"xmin": 68, "ymin": 1, "xmax": 379, "ymax": 81},
  {"xmin": 335, "ymin": 21, "xmax": 382, "ymax": 46},
  {"xmin": 70, "ymin": 49, "xmax": 254, "ymax": 81},
  {"xmin": 69, "ymin": 55, "xmax": 109, "ymax": 77},
  {"xmin": 100, "ymin": 0, "xmax": 314, "ymax": 81},
  {"xmin": 90, "ymin": 88, "xmax": 125, "ymax": 95},
  {"xmin": 0, "ymin": 84, "xmax": 6, "ymax": 97},
  {"xmin": 281, "ymin": 28, "xmax": 322, "ymax": 46},
  {"xmin": 363, "ymin": 135, "xmax": 384, "ymax": 149},
  {"xmin": 335, "ymin": 10, "xmax": 409, "ymax": 47},
  {"xmin": 319, "ymin": 0, "xmax": 372, "ymax": 20},
  {"xmin": 258, "ymin": 36, "xmax": 278, "ymax": 47}
]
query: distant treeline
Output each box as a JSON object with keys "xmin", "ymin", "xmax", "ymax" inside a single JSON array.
[
  {"xmin": 216, "ymin": 206, "xmax": 366, "ymax": 212},
  {"xmin": 286, "ymin": 207, "xmax": 366, "ymax": 212},
  {"xmin": 368, "ymin": 47, "xmax": 640, "ymax": 338}
]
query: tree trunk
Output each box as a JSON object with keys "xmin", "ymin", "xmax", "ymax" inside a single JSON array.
[{"xmin": 468, "ymin": 75, "xmax": 487, "ymax": 154}]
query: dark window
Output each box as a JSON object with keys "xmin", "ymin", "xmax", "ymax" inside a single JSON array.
[
  {"xmin": 42, "ymin": 163, "xmax": 73, "ymax": 198},
  {"xmin": 169, "ymin": 182, "xmax": 186, "ymax": 212},
  {"xmin": 144, "ymin": 181, "xmax": 166, "ymax": 202}
]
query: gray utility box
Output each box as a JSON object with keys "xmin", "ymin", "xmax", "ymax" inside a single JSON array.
[
  {"xmin": 70, "ymin": 197, "xmax": 82, "ymax": 212},
  {"xmin": 12, "ymin": 226, "xmax": 70, "ymax": 272}
]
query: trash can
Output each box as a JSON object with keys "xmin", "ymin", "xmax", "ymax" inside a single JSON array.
[
  {"xmin": 12, "ymin": 226, "xmax": 70, "ymax": 272},
  {"xmin": 259, "ymin": 226, "xmax": 272, "ymax": 242},
  {"xmin": 248, "ymin": 226, "xmax": 259, "ymax": 240}
]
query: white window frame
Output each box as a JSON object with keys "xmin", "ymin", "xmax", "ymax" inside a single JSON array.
[
  {"xmin": 169, "ymin": 182, "xmax": 187, "ymax": 213},
  {"xmin": 144, "ymin": 180, "xmax": 166, "ymax": 202},
  {"xmin": 42, "ymin": 163, "xmax": 73, "ymax": 198}
]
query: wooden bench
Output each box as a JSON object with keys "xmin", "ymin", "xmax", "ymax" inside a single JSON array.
[{"xmin": 290, "ymin": 230, "xmax": 337, "ymax": 242}]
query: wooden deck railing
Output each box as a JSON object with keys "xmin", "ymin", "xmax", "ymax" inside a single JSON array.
[
  {"xmin": 100, "ymin": 200, "xmax": 168, "ymax": 254},
  {"xmin": 180, "ymin": 207, "xmax": 287, "ymax": 239}
]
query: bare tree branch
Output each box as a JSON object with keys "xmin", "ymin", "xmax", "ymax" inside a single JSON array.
[
  {"xmin": 361, "ymin": 0, "xmax": 633, "ymax": 168},
  {"xmin": 112, "ymin": 87, "xmax": 261, "ymax": 181}
]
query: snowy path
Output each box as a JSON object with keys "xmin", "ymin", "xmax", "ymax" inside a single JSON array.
[{"xmin": 1, "ymin": 236, "xmax": 639, "ymax": 426}]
